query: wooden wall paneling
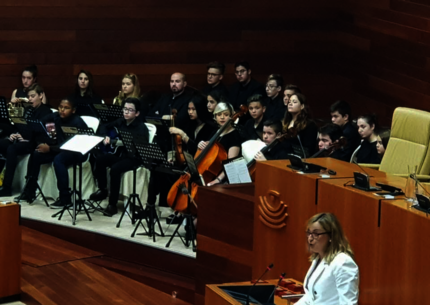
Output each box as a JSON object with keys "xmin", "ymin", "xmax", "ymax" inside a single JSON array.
[{"xmin": 377, "ymin": 200, "xmax": 430, "ymax": 304}]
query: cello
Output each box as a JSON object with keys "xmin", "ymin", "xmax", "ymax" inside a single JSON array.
[{"xmin": 167, "ymin": 105, "xmax": 248, "ymax": 212}]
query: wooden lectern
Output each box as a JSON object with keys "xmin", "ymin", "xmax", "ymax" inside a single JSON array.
[{"xmin": 0, "ymin": 203, "xmax": 21, "ymax": 302}]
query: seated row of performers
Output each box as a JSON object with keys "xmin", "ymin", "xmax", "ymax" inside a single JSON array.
[{"xmin": 0, "ymin": 83, "xmax": 389, "ymax": 217}]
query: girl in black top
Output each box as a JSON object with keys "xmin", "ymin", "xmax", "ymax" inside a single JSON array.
[
  {"xmin": 11, "ymin": 65, "xmax": 47, "ymax": 104},
  {"xmin": 356, "ymin": 114, "xmax": 381, "ymax": 164},
  {"xmin": 67, "ymin": 70, "xmax": 103, "ymax": 118},
  {"xmin": 200, "ymin": 102, "xmax": 242, "ymax": 186},
  {"xmin": 207, "ymin": 89, "xmax": 228, "ymax": 114},
  {"xmin": 169, "ymin": 93, "xmax": 217, "ymax": 156},
  {"xmin": 282, "ymin": 93, "xmax": 318, "ymax": 158}
]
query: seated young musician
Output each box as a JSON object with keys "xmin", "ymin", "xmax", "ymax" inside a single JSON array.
[
  {"xmin": 330, "ymin": 100, "xmax": 361, "ymax": 162},
  {"xmin": 282, "ymin": 93, "xmax": 318, "ymax": 158},
  {"xmin": 241, "ymin": 94, "xmax": 267, "ymax": 141},
  {"xmin": 315, "ymin": 124, "xmax": 344, "ymax": 160},
  {"xmin": 113, "ymin": 73, "xmax": 149, "ymax": 118},
  {"xmin": 11, "ymin": 65, "xmax": 47, "ymax": 104},
  {"xmin": 0, "ymin": 84, "xmax": 52, "ymax": 197},
  {"xmin": 169, "ymin": 93, "xmax": 217, "ymax": 156},
  {"xmin": 264, "ymin": 74, "xmax": 285, "ymax": 121},
  {"xmin": 67, "ymin": 70, "xmax": 103, "ymax": 118},
  {"xmin": 200, "ymin": 102, "xmax": 243, "ymax": 186},
  {"xmin": 152, "ymin": 94, "xmax": 216, "ymax": 212},
  {"xmin": 254, "ymin": 120, "xmax": 290, "ymax": 161},
  {"xmin": 355, "ymin": 114, "xmax": 381, "ymax": 164},
  {"xmin": 202, "ymin": 61, "xmax": 229, "ymax": 97},
  {"xmin": 207, "ymin": 90, "xmax": 228, "ymax": 114},
  {"xmin": 21, "ymin": 98, "xmax": 88, "ymax": 207},
  {"xmin": 90, "ymin": 98, "xmax": 149, "ymax": 216}
]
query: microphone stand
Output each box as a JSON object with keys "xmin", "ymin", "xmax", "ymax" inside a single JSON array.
[
  {"xmin": 245, "ymin": 263, "xmax": 274, "ymax": 305},
  {"xmin": 265, "ymin": 272, "xmax": 286, "ymax": 304}
]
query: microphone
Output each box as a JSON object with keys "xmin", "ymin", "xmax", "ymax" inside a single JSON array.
[
  {"xmin": 265, "ymin": 272, "xmax": 286, "ymax": 304},
  {"xmin": 352, "ymin": 160, "xmax": 370, "ymax": 177},
  {"xmin": 246, "ymin": 263, "xmax": 274, "ymax": 305},
  {"xmin": 297, "ymin": 135, "xmax": 307, "ymax": 161}
]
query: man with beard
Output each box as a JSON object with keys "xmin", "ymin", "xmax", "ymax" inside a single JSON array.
[{"xmin": 149, "ymin": 72, "xmax": 193, "ymax": 130}]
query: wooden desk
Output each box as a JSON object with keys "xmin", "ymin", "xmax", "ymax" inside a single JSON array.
[
  {"xmin": 253, "ymin": 158, "xmax": 363, "ymax": 281},
  {"xmin": 0, "ymin": 203, "xmax": 21, "ymax": 301},
  {"xmin": 317, "ymin": 175, "xmax": 407, "ymax": 304},
  {"xmin": 205, "ymin": 278, "xmax": 302, "ymax": 305},
  {"xmin": 377, "ymin": 199, "xmax": 430, "ymax": 304},
  {"xmin": 195, "ymin": 183, "xmax": 255, "ymax": 304}
]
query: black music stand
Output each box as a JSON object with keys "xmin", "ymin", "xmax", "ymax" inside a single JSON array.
[
  {"xmin": 52, "ymin": 127, "xmax": 102, "ymax": 225},
  {"xmin": 93, "ymin": 104, "xmax": 123, "ymax": 123},
  {"xmin": 129, "ymin": 136, "xmax": 177, "ymax": 242},
  {"xmin": 164, "ymin": 151, "xmax": 199, "ymax": 252},
  {"xmin": 115, "ymin": 130, "xmax": 146, "ymax": 228},
  {"xmin": 76, "ymin": 102, "xmax": 99, "ymax": 119},
  {"xmin": 13, "ymin": 118, "xmax": 51, "ymax": 206}
]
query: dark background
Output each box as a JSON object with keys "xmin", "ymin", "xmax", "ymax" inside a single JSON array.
[{"xmin": 0, "ymin": 0, "xmax": 429, "ymax": 126}]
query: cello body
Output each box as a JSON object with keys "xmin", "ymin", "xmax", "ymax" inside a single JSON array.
[
  {"xmin": 167, "ymin": 105, "xmax": 247, "ymax": 213},
  {"xmin": 167, "ymin": 143, "xmax": 227, "ymax": 213}
]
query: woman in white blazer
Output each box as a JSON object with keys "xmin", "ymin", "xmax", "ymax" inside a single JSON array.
[{"xmin": 296, "ymin": 213, "xmax": 359, "ymax": 305}]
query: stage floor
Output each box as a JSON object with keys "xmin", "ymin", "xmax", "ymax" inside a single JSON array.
[{"xmin": 3, "ymin": 194, "xmax": 196, "ymax": 259}]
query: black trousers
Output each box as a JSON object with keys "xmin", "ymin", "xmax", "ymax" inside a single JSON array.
[
  {"xmin": 0, "ymin": 139, "xmax": 34, "ymax": 190},
  {"xmin": 93, "ymin": 154, "xmax": 139, "ymax": 207},
  {"xmin": 27, "ymin": 150, "xmax": 86, "ymax": 201}
]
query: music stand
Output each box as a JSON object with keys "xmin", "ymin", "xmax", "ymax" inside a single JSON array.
[
  {"xmin": 76, "ymin": 102, "xmax": 99, "ymax": 118},
  {"xmin": 128, "ymin": 135, "xmax": 181, "ymax": 242},
  {"xmin": 52, "ymin": 127, "xmax": 101, "ymax": 225},
  {"xmin": 13, "ymin": 118, "xmax": 51, "ymax": 207},
  {"xmin": 164, "ymin": 151, "xmax": 199, "ymax": 252},
  {"xmin": 93, "ymin": 104, "xmax": 123, "ymax": 123},
  {"xmin": 115, "ymin": 130, "xmax": 146, "ymax": 228},
  {"xmin": 144, "ymin": 117, "xmax": 172, "ymax": 154}
]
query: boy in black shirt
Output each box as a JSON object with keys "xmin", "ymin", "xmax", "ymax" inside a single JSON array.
[
  {"xmin": 0, "ymin": 84, "xmax": 52, "ymax": 197},
  {"xmin": 330, "ymin": 100, "xmax": 361, "ymax": 162},
  {"xmin": 254, "ymin": 120, "xmax": 289, "ymax": 161},
  {"xmin": 241, "ymin": 94, "xmax": 267, "ymax": 141},
  {"xmin": 22, "ymin": 98, "xmax": 88, "ymax": 207},
  {"xmin": 90, "ymin": 98, "xmax": 149, "ymax": 216}
]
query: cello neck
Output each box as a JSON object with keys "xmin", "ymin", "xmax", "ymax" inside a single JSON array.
[{"xmin": 195, "ymin": 117, "xmax": 233, "ymax": 165}]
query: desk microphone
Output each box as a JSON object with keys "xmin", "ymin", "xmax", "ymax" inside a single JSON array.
[
  {"xmin": 265, "ymin": 272, "xmax": 286, "ymax": 304},
  {"xmin": 352, "ymin": 160, "xmax": 370, "ymax": 177},
  {"xmin": 246, "ymin": 263, "xmax": 274, "ymax": 305},
  {"xmin": 297, "ymin": 135, "xmax": 307, "ymax": 161}
]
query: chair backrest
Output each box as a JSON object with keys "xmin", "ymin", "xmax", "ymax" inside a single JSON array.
[
  {"xmin": 380, "ymin": 107, "xmax": 430, "ymax": 175},
  {"xmin": 81, "ymin": 116, "xmax": 100, "ymax": 133},
  {"xmin": 145, "ymin": 123, "xmax": 156, "ymax": 144}
]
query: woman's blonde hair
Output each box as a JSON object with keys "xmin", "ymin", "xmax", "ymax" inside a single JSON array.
[
  {"xmin": 307, "ymin": 213, "xmax": 354, "ymax": 264},
  {"xmin": 114, "ymin": 73, "xmax": 141, "ymax": 105}
]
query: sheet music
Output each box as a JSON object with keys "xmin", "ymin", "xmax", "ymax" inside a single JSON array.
[
  {"xmin": 61, "ymin": 134, "xmax": 104, "ymax": 154},
  {"xmin": 224, "ymin": 157, "xmax": 252, "ymax": 184}
]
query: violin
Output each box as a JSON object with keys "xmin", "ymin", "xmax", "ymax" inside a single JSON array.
[
  {"xmin": 310, "ymin": 137, "xmax": 347, "ymax": 158},
  {"xmin": 247, "ymin": 127, "xmax": 298, "ymax": 179},
  {"xmin": 167, "ymin": 105, "xmax": 248, "ymax": 213},
  {"xmin": 171, "ymin": 109, "xmax": 186, "ymax": 166}
]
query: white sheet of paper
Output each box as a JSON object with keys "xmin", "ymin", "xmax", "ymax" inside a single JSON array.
[
  {"xmin": 61, "ymin": 135, "xmax": 104, "ymax": 155},
  {"xmin": 224, "ymin": 158, "xmax": 252, "ymax": 184}
]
